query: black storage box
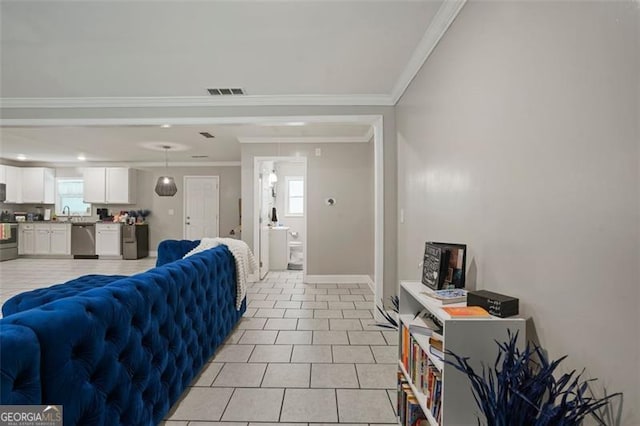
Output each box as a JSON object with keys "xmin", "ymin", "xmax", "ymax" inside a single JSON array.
[{"xmin": 467, "ymin": 290, "xmax": 519, "ymax": 318}]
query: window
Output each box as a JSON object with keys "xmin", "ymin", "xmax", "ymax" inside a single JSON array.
[
  {"xmin": 285, "ymin": 176, "xmax": 304, "ymax": 216},
  {"xmin": 56, "ymin": 178, "xmax": 91, "ymax": 216}
]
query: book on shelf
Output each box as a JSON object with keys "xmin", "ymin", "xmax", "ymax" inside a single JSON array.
[
  {"xmin": 442, "ymin": 305, "xmax": 491, "ymax": 318},
  {"xmin": 429, "ymin": 336, "xmax": 443, "ymax": 352},
  {"xmin": 429, "ymin": 345, "xmax": 444, "ymax": 361},
  {"xmin": 397, "ymin": 371, "xmax": 428, "ymax": 426},
  {"xmin": 405, "ymin": 313, "xmax": 442, "ymax": 336},
  {"xmin": 422, "ymin": 288, "xmax": 468, "ymax": 304}
]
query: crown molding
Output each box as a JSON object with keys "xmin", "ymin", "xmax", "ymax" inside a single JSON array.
[
  {"xmin": 0, "ymin": 1, "xmax": 465, "ymax": 110},
  {"xmin": 237, "ymin": 135, "xmax": 371, "ymax": 144},
  {"xmin": 390, "ymin": 0, "xmax": 467, "ymax": 104},
  {"xmin": 0, "ymin": 115, "xmax": 382, "ymax": 127},
  {"xmin": 0, "ymin": 94, "xmax": 394, "ymax": 109},
  {"xmin": 26, "ymin": 161, "xmax": 241, "ymax": 168},
  {"xmin": 363, "ymin": 126, "xmax": 374, "ymax": 142}
]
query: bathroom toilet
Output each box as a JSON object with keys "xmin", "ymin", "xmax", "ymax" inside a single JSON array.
[{"xmin": 288, "ymin": 232, "xmax": 303, "ymax": 270}]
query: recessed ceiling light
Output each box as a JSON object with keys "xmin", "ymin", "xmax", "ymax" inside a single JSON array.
[
  {"xmin": 161, "ymin": 124, "xmax": 172, "ymax": 129},
  {"xmin": 77, "ymin": 155, "xmax": 86, "ymax": 161},
  {"xmin": 17, "ymin": 154, "xmax": 26, "ymax": 161}
]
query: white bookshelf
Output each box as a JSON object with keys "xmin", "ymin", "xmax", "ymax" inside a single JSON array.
[{"xmin": 397, "ymin": 281, "xmax": 526, "ymax": 425}]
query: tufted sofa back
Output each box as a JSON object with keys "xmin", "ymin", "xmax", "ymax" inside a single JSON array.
[
  {"xmin": 156, "ymin": 239, "xmax": 200, "ymax": 267},
  {"xmin": 0, "ymin": 245, "xmax": 245, "ymax": 425},
  {"xmin": 0, "ymin": 324, "xmax": 41, "ymax": 404},
  {"xmin": 2, "ymin": 275, "xmax": 127, "ymax": 317}
]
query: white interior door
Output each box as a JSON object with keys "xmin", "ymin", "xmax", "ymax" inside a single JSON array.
[
  {"xmin": 258, "ymin": 171, "xmax": 270, "ymax": 279},
  {"xmin": 184, "ymin": 176, "xmax": 219, "ymax": 239}
]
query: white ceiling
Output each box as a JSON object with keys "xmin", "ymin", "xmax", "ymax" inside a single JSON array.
[
  {"xmin": 0, "ymin": 0, "xmax": 453, "ymax": 105},
  {"xmin": 0, "ymin": 123, "xmax": 372, "ymax": 164},
  {"xmin": 0, "ymin": 0, "xmax": 467, "ymax": 163}
]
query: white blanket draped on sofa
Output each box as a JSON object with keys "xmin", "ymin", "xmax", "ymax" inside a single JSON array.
[{"xmin": 183, "ymin": 238, "xmax": 258, "ymax": 309}]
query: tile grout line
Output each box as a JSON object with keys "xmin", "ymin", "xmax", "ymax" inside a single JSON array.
[{"xmin": 218, "ymin": 386, "xmax": 237, "ymax": 422}]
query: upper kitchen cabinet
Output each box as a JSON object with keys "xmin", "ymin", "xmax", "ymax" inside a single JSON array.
[
  {"xmin": 83, "ymin": 167, "xmax": 137, "ymax": 204},
  {"xmin": 83, "ymin": 167, "xmax": 106, "ymax": 203},
  {"xmin": 21, "ymin": 167, "xmax": 54, "ymax": 204},
  {"xmin": 0, "ymin": 165, "xmax": 23, "ymax": 203}
]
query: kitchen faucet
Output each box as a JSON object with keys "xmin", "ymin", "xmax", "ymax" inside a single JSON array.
[{"xmin": 62, "ymin": 205, "xmax": 70, "ymax": 216}]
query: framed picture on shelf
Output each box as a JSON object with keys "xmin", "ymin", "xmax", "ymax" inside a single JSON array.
[{"xmin": 421, "ymin": 241, "xmax": 467, "ymax": 290}]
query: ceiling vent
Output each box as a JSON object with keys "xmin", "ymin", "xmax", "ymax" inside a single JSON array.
[
  {"xmin": 207, "ymin": 88, "xmax": 245, "ymax": 96},
  {"xmin": 199, "ymin": 132, "xmax": 215, "ymax": 139}
]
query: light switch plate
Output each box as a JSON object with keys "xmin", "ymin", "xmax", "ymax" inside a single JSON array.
[{"xmin": 168, "ymin": 209, "xmax": 174, "ymax": 216}]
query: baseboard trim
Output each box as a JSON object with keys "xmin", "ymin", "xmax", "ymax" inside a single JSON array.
[{"xmin": 305, "ymin": 274, "xmax": 373, "ymax": 285}]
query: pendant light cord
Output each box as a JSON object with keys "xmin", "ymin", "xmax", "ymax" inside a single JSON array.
[{"xmin": 163, "ymin": 145, "xmax": 171, "ymax": 170}]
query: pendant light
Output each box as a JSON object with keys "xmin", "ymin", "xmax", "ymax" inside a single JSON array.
[{"xmin": 155, "ymin": 145, "xmax": 178, "ymax": 197}]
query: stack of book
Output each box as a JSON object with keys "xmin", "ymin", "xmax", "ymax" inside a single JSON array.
[
  {"xmin": 397, "ymin": 373, "xmax": 428, "ymax": 426},
  {"xmin": 429, "ymin": 336, "xmax": 444, "ymax": 360},
  {"xmin": 425, "ymin": 362, "xmax": 443, "ymax": 422},
  {"xmin": 405, "ymin": 313, "xmax": 443, "ymax": 338},
  {"xmin": 401, "ymin": 323, "xmax": 427, "ymax": 392}
]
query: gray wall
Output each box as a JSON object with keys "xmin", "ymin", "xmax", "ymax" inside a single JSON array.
[
  {"xmin": 0, "ymin": 105, "xmax": 397, "ymax": 298},
  {"xmin": 395, "ymin": 1, "xmax": 639, "ymax": 422},
  {"xmin": 242, "ymin": 143, "xmax": 374, "ymax": 277},
  {"xmin": 110, "ymin": 166, "xmax": 241, "ymax": 251}
]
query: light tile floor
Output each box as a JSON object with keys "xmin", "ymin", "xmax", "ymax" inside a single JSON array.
[{"xmin": 0, "ymin": 260, "xmax": 398, "ymax": 426}]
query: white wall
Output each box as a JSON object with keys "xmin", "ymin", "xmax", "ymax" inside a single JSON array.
[{"xmin": 396, "ymin": 0, "xmax": 639, "ymax": 422}]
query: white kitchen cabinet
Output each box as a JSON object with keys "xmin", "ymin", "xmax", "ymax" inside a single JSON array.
[
  {"xmin": 34, "ymin": 224, "xmax": 51, "ymax": 254},
  {"xmin": 22, "ymin": 223, "xmax": 71, "ymax": 255},
  {"xmin": 96, "ymin": 223, "xmax": 121, "ymax": 256},
  {"xmin": 0, "ymin": 165, "xmax": 5, "ymax": 184},
  {"xmin": 49, "ymin": 224, "xmax": 71, "ymax": 255},
  {"xmin": 4, "ymin": 166, "xmax": 23, "ymax": 203},
  {"xmin": 83, "ymin": 167, "xmax": 107, "ymax": 203},
  {"xmin": 18, "ymin": 224, "xmax": 35, "ymax": 255},
  {"xmin": 83, "ymin": 167, "xmax": 136, "ymax": 204},
  {"xmin": 21, "ymin": 168, "xmax": 55, "ymax": 204},
  {"xmin": 106, "ymin": 168, "xmax": 136, "ymax": 204}
]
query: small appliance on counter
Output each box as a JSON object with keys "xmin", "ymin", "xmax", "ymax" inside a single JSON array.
[
  {"xmin": 13, "ymin": 212, "xmax": 27, "ymax": 222},
  {"xmin": 97, "ymin": 208, "xmax": 111, "ymax": 221},
  {"xmin": 0, "ymin": 210, "xmax": 13, "ymax": 222}
]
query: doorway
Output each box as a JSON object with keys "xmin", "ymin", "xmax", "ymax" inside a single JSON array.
[
  {"xmin": 3, "ymin": 115, "xmax": 384, "ymax": 316},
  {"xmin": 254, "ymin": 157, "xmax": 307, "ymax": 278},
  {"xmin": 183, "ymin": 176, "xmax": 220, "ymax": 239}
]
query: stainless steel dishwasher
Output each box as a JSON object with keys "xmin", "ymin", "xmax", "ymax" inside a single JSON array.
[{"xmin": 71, "ymin": 223, "xmax": 98, "ymax": 259}]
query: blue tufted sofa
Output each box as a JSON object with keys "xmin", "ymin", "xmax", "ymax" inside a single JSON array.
[{"xmin": 0, "ymin": 241, "xmax": 246, "ymax": 425}]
